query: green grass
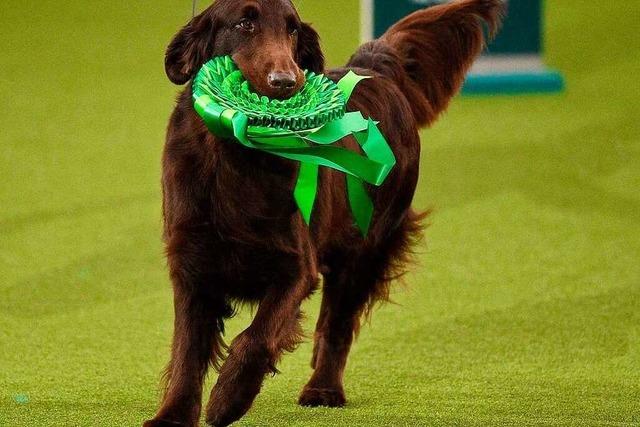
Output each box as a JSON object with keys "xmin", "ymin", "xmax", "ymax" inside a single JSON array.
[{"xmin": 1, "ymin": 0, "xmax": 639, "ymax": 425}]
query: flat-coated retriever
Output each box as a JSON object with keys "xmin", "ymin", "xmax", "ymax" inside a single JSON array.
[{"xmin": 145, "ymin": 0, "xmax": 503, "ymax": 426}]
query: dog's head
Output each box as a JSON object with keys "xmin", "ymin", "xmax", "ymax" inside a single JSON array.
[{"xmin": 165, "ymin": 0, "xmax": 324, "ymax": 99}]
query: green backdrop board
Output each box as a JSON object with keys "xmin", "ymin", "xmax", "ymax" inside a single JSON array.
[{"xmin": 361, "ymin": 0, "xmax": 564, "ymax": 94}]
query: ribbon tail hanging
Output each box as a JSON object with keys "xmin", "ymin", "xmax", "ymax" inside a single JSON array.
[
  {"xmin": 346, "ymin": 175, "xmax": 374, "ymax": 235},
  {"xmin": 354, "ymin": 119, "xmax": 397, "ymax": 180},
  {"xmin": 294, "ymin": 162, "xmax": 320, "ymax": 225}
]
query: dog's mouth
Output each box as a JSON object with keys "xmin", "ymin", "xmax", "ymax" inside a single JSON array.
[
  {"xmin": 232, "ymin": 50, "xmax": 306, "ymax": 100},
  {"xmin": 247, "ymin": 73, "xmax": 305, "ymax": 100}
]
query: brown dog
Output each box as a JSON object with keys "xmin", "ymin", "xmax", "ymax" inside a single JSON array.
[{"xmin": 145, "ymin": 0, "xmax": 503, "ymax": 426}]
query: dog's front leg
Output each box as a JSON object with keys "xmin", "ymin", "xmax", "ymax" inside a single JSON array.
[
  {"xmin": 145, "ymin": 230, "xmax": 230, "ymax": 427},
  {"xmin": 205, "ymin": 275, "xmax": 313, "ymax": 427}
]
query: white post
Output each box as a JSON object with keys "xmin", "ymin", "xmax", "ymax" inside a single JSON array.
[{"xmin": 360, "ymin": 0, "xmax": 374, "ymax": 42}]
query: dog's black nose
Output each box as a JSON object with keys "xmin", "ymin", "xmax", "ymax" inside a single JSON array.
[{"xmin": 268, "ymin": 71, "xmax": 297, "ymax": 90}]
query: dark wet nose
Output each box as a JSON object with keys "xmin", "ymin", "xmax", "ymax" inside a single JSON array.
[{"xmin": 268, "ymin": 71, "xmax": 297, "ymax": 91}]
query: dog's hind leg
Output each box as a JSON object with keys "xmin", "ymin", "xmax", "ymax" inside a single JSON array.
[
  {"xmin": 300, "ymin": 210, "xmax": 425, "ymax": 407},
  {"xmin": 205, "ymin": 271, "xmax": 316, "ymax": 427},
  {"xmin": 298, "ymin": 254, "xmax": 370, "ymax": 408}
]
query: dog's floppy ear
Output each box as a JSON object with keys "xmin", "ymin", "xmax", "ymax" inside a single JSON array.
[
  {"xmin": 165, "ymin": 14, "xmax": 216, "ymax": 85},
  {"xmin": 296, "ymin": 23, "xmax": 324, "ymax": 73}
]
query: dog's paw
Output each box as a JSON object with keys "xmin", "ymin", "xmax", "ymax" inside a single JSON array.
[
  {"xmin": 143, "ymin": 419, "xmax": 190, "ymax": 427},
  {"xmin": 298, "ymin": 387, "xmax": 346, "ymax": 408},
  {"xmin": 206, "ymin": 401, "xmax": 252, "ymax": 427},
  {"xmin": 206, "ymin": 377, "xmax": 259, "ymax": 427}
]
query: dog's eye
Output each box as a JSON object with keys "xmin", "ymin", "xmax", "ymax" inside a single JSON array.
[
  {"xmin": 287, "ymin": 20, "xmax": 299, "ymax": 36},
  {"xmin": 235, "ymin": 19, "xmax": 255, "ymax": 32}
]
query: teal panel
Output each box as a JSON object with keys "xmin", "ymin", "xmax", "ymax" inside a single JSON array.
[
  {"xmin": 373, "ymin": 0, "xmax": 443, "ymax": 38},
  {"xmin": 490, "ymin": 1, "xmax": 541, "ymax": 54},
  {"xmin": 462, "ymin": 70, "xmax": 564, "ymax": 95}
]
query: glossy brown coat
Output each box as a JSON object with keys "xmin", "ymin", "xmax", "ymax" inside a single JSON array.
[{"xmin": 145, "ymin": 1, "xmax": 503, "ymax": 426}]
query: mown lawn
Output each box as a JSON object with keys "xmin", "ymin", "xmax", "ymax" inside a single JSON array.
[{"xmin": 1, "ymin": 0, "xmax": 639, "ymax": 425}]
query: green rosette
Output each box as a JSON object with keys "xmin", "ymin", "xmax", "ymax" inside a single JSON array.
[
  {"xmin": 193, "ymin": 56, "xmax": 346, "ymax": 132},
  {"xmin": 192, "ymin": 56, "xmax": 396, "ymax": 235}
]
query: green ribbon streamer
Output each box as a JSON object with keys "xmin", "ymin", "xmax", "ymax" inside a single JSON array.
[{"xmin": 193, "ymin": 61, "xmax": 396, "ymax": 235}]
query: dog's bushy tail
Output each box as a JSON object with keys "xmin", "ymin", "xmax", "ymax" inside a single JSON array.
[{"xmin": 347, "ymin": 0, "xmax": 505, "ymax": 127}]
